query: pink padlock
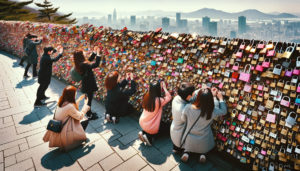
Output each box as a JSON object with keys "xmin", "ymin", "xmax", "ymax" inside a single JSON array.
[
  {"xmin": 232, "ymin": 62, "xmax": 239, "ymax": 71},
  {"xmin": 226, "ymin": 62, "xmax": 230, "ymax": 68},
  {"xmin": 239, "ymin": 64, "xmax": 251, "ymax": 82},
  {"xmin": 280, "ymin": 96, "xmax": 290, "ymax": 107},
  {"xmin": 262, "ymin": 58, "xmax": 270, "ymax": 68},
  {"xmin": 236, "ymin": 49, "xmax": 243, "ymax": 58},
  {"xmin": 267, "ymin": 49, "xmax": 276, "ymax": 57},
  {"xmin": 257, "ymin": 83, "xmax": 264, "ymax": 91},
  {"xmin": 297, "ymin": 83, "xmax": 300, "ymax": 93},
  {"xmin": 255, "ymin": 62, "xmax": 264, "ymax": 72},
  {"xmin": 244, "ymin": 83, "xmax": 252, "ymax": 92},
  {"xmin": 293, "ymin": 67, "xmax": 300, "ymax": 75}
]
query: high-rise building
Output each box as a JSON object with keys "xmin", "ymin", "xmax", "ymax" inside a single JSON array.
[
  {"xmin": 121, "ymin": 19, "xmax": 125, "ymax": 25},
  {"xmin": 208, "ymin": 22, "xmax": 217, "ymax": 36},
  {"xmin": 202, "ymin": 16, "xmax": 210, "ymax": 31},
  {"xmin": 130, "ymin": 16, "xmax": 136, "ymax": 26},
  {"xmin": 230, "ymin": 31, "xmax": 237, "ymax": 38},
  {"xmin": 181, "ymin": 19, "xmax": 188, "ymax": 28},
  {"xmin": 108, "ymin": 14, "xmax": 112, "ymax": 24},
  {"xmin": 162, "ymin": 17, "xmax": 170, "ymax": 28},
  {"xmin": 176, "ymin": 13, "xmax": 181, "ymax": 27},
  {"xmin": 113, "ymin": 8, "xmax": 117, "ymax": 23},
  {"xmin": 238, "ymin": 16, "xmax": 246, "ymax": 34}
]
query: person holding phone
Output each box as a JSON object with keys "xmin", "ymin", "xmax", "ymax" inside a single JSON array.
[
  {"xmin": 104, "ymin": 71, "xmax": 137, "ymax": 123},
  {"xmin": 43, "ymin": 85, "xmax": 90, "ymax": 151},
  {"xmin": 180, "ymin": 88, "xmax": 227, "ymax": 163},
  {"xmin": 138, "ymin": 80, "xmax": 172, "ymax": 146},
  {"xmin": 73, "ymin": 46, "xmax": 102, "ymax": 120},
  {"xmin": 34, "ymin": 45, "xmax": 63, "ymax": 107},
  {"xmin": 24, "ymin": 35, "xmax": 42, "ymax": 78}
]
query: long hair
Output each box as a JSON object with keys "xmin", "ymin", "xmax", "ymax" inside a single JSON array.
[
  {"xmin": 142, "ymin": 81, "xmax": 162, "ymax": 112},
  {"xmin": 193, "ymin": 88, "xmax": 214, "ymax": 120},
  {"xmin": 105, "ymin": 71, "xmax": 119, "ymax": 90},
  {"xmin": 58, "ymin": 85, "xmax": 78, "ymax": 110},
  {"xmin": 177, "ymin": 82, "xmax": 195, "ymax": 101},
  {"xmin": 73, "ymin": 50, "xmax": 85, "ymax": 74}
]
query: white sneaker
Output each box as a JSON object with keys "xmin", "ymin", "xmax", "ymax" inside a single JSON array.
[
  {"xmin": 143, "ymin": 134, "xmax": 152, "ymax": 146},
  {"xmin": 138, "ymin": 131, "xmax": 145, "ymax": 142},
  {"xmin": 112, "ymin": 116, "xmax": 116, "ymax": 124},
  {"xmin": 105, "ymin": 114, "xmax": 111, "ymax": 122},
  {"xmin": 181, "ymin": 153, "xmax": 189, "ymax": 162},
  {"xmin": 199, "ymin": 154, "xmax": 206, "ymax": 163}
]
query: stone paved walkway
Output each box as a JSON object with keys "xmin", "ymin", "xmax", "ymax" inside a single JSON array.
[{"xmin": 0, "ymin": 51, "xmax": 243, "ymax": 171}]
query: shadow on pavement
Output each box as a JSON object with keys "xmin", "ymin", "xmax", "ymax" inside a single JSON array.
[
  {"xmin": 41, "ymin": 144, "xmax": 95, "ymax": 170},
  {"xmin": 15, "ymin": 78, "xmax": 36, "ymax": 88},
  {"xmin": 19, "ymin": 102, "xmax": 56, "ymax": 125}
]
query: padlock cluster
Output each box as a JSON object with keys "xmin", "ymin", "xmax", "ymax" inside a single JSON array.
[{"xmin": 1, "ymin": 20, "xmax": 300, "ymax": 170}]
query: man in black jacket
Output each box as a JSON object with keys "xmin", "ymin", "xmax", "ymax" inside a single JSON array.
[
  {"xmin": 19, "ymin": 33, "xmax": 31, "ymax": 67},
  {"xmin": 34, "ymin": 46, "xmax": 63, "ymax": 107},
  {"xmin": 24, "ymin": 35, "xmax": 42, "ymax": 78}
]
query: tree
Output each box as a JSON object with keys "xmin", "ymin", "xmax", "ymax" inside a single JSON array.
[
  {"xmin": 0, "ymin": 0, "xmax": 36, "ymax": 21},
  {"xmin": 35, "ymin": 0, "xmax": 76, "ymax": 24}
]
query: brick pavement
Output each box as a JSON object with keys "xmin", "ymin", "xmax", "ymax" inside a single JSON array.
[{"xmin": 0, "ymin": 51, "xmax": 243, "ymax": 171}]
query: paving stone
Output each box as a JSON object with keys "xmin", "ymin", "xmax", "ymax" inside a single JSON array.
[
  {"xmin": 112, "ymin": 154, "xmax": 147, "ymax": 171},
  {"xmin": 5, "ymin": 158, "xmax": 34, "ymax": 171},
  {"xmin": 4, "ymin": 146, "xmax": 20, "ymax": 157},
  {"xmin": 25, "ymin": 168, "xmax": 35, "ymax": 171},
  {"xmin": 0, "ymin": 151, "xmax": 3, "ymax": 163},
  {"xmin": 0, "ymin": 163, "xmax": 3, "ymax": 171},
  {"xmin": 99, "ymin": 153, "xmax": 123, "ymax": 171},
  {"xmin": 71, "ymin": 139, "xmax": 114, "ymax": 170},
  {"xmin": 101, "ymin": 129, "xmax": 121, "ymax": 142},
  {"xmin": 86, "ymin": 163, "xmax": 103, "ymax": 171},
  {"xmin": 0, "ymin": 120, "xmax": 14, "ymax": 129},
  {"xmin": 0, "ymin": 139, "xmax": 26, "ymax": 151},
  {"xmin": 59, "ymin": 162, "xmax": 83, "ymax": 171},
  {"xmin": 0, "ymin": 105, "xmax": 10, "ymax": 110},
  {"xmin": 4, "ymin": 155, "xmax": 16, "ymax": 167},
  {"xmin": 118, "ymin": 129, "xmax": 139, "ymax": 145},
  {"xmin": 171, "ymin": 165, "xmax": 193, "ymax": 171},
  {"xmin": 113, "ymin": 117, "xmax": 140, "ymax": 135},
  {"xmin": 140, "ymin": 165, "xmax": 155, "ymax": 171},
  {"xmin": 19, "ymin": 143, "xmax": 29, "ymax": 151},
  {"xmin": 26, "ymin": 131, "xmax": 46, "ymax": 148},
  {"xmin": 193, "ymin": 161, "xmax": 214, "ymax": 171},
  {"xmin": 0, "ymin": 101, "xmax": 9, "ymax": 108},
  {"xmin": 149, "ymin": 156, "xmax": 177, "ymax": 171},
  {"xmin": 109, "ymin": 140, "xmax": 138, "ymax": 161}
]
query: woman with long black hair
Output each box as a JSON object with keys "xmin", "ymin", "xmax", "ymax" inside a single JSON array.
[{"xmin": 180, "ymin": 88, "xmax": 227, "ymax": 163}]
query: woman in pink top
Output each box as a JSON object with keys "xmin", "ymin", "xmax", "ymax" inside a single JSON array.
[{"xmin": 139, "ymin": 81, "xmax": 172, "ymax": 146}]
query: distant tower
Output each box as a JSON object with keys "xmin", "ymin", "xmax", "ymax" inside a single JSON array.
[
  {"xmin": 113, "ymin": 8, "xmax": 117, "ymax": 23},
  {"xmin": 130, "ymin": 15, "xmax": 136, "ymax": 26},
  {"xmin": 238, "ymin": 16, "xmax": 246, "ymax": 34},
  {"xmin": 202, "ymin": 16, "xmax": 210, "ymax": 31},
  {"xmin": 176, "ymin": 12, "xmax": 181, "ymax": 27},
  {"xmin": 208, "ymin": 22, "xmax": 217, "ymax": 36},
  {"xmin": 108, "ymin": 14, "xmax": 112, "ymax": 24},
  {"xmin": 162, "ymin": 17, "xmax": 170, "ymax": 29}
]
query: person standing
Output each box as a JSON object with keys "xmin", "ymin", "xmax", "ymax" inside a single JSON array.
[
  {"xmin": 24, "ymin": 35, "xmax": 42, "ymax": 78},
  {"xmin": 170, "ymin": 82, "xmax": 195, "ymax": 153},
  {"xmin": 34, "ymin": 46, "xmax": 63, "ymax": 107},
  {"xmin": 72, "ymin": 47, "xmax": 101, "ymax": 120},
  {"xmin": 139, "ymin": 81, "xmax": 172, "ymax": 146},
  {"xmin": 180, "ymin": 88, "xmax": 227, "ymax": 163},
  {"xmin": 19, "ymin": 33, "xmax": 31, "ymax": 67}
]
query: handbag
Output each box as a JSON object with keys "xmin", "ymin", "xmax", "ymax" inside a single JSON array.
[
  {"xmin": 180, "ymin": 109, "xmax": 202, "ymax": 148},
  {"xmin": 70, "ymin": 67, "xmax": 83, "ymax": 82},
  {"xmin": 80, "ymin": 119, "xmax": 89, "ymax": 131},
  {"xmin": 46, "ymin": 108, "xmax": 70, "ymax": 133}
]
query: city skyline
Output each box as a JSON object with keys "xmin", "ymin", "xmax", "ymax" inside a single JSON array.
[{"xmin": 16, "ymin": 0, "xmax": 300, "ymax": 17}]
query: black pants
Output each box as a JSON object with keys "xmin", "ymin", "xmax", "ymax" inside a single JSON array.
[
  {"xmin": 24, "ymin": 63, "xmax": 37, "ymax": 76},
  {"xmin": 19, "ymin": 56, "xmax": 26, "ymax": 65},
  {"xmin": 142, "ymin": 131, "xmax": 156, "ymax": 144},
  {"xmin": 35, "ymin": 82, "xmax": 49, "ymax": 104},
  {"xmin": 86, "ymin": 91, "xmax": 94, "ymax": 116},
  {"xmin": 173, "ymin": 144, "xmax": 184, "ymax": 153}
]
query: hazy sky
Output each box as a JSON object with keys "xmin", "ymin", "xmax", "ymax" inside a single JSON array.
[{"xmin": 17, "ymin": 0, "xmax": 300, "ymax": 15}]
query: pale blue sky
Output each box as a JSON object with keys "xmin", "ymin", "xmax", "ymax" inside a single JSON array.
[{"xmin": 17, "ymin": 0, "xmax": 300, "ymax": 15}]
